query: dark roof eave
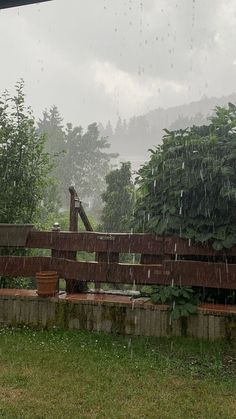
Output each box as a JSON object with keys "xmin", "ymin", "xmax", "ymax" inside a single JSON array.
[{"xmin": 0, "ymin": 0, "xmax": 51, "ymax": 9}]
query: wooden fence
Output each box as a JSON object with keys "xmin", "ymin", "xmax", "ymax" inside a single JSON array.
[{"xmin": 0, "ymin": 225, "xmax": 236, "ymax": 291}]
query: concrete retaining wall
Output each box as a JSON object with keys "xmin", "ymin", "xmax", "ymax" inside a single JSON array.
[{"xmin": 0, "ymin": 291, "xmax": 236, "ymax": 340}]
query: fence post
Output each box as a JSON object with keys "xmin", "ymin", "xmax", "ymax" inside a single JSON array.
[
  {"xmin": 65, "ymin": 187, "xmax": 87, "ymax": 293},
  {"xmin": 51, "ymin": 222, "xmax": 61, "ymax": 293}
]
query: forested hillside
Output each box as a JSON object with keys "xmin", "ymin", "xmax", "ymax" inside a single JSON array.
[{"xmin": 99, "ymin": 93, "xmax": 236, "ymax": 168}]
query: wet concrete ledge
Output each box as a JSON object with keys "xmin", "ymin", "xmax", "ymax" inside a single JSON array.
[{"xmin": 0, "ymin": 289, "xmax": 236, "ymax": 340}]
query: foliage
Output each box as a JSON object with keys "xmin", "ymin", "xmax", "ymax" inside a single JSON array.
[
  {"xmin": 140, "ymin": 285, "xmax": 198, "ymax": 319},
  {"xmin": 39, "ymin": 209, "xmax": 97, "ymax": 233},
  {"xmin": 0, "ymin": 80, "xmax": 52, "ymax": 224},
  {"xmin": 133, "ymin": 103, "xmax": 236, "ymax": 250},
  {"xmin": 36, "ymin": 180, "xmax": 61, "ymax": 229},
  {"xmin": 0, "ymin": 81, "xmax": 53, "ymax": 288},
  {"xmin": 39, "ymin": 110, "xmax": 118, "ymax": 215},
  {"xmin": 37, "ymin": 106, "xmax": 67, "ymax": 206},
  {"xmin": 75, "ymin": 122, "xmax": 118, "ymax": 217},
  {"xmin": 101, "ymin": 162, "xmax": 134, "ymax": 232}
]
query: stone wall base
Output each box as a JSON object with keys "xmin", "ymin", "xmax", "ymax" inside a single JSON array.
[{"xmin": 0, "ymin": 290, "xmax": 236, "ymax": 340}]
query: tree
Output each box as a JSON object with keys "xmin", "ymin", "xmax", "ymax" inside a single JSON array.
[
  {"xmin": 0, "ymin": 80, "xmax": 52, "ymax": 224},
  {"xmin": 104, "ymin": 120, "xmax": 113, "ymax": 138},
  {"xmin": 133, "ymin": 103, "xmax": 236, "ymax": 250},
  {"xmin": 39, "ymin": 113, "xmax": 118, "ymax": 216},
  {"xmin": 38, "ymin": 105, "xmax": 65, "ymax": 155},
  {"xmin": 74, "ymin": 122, "xmax": 118, "ymax": 217},
  {"xmin": 37, "ymin": 105, "xmax": 66, "ymax": 205},
  {"xmin": 101, "ymin": 162, "xmax": 134, "ymax": 232},
  {"xmin": 0, "ymin": 80, "xmax": 53, "ymax": 288},
  {"xmin": 114, "ymin": 116, "xmax": 124, "ymax": 139},
  {"xmin": 169, "ymin": 113, "xmax": 208, "ymax": 131},
  {"xmin": 61, "ymin": 123, "xmax": 83, "ymax": 203}
]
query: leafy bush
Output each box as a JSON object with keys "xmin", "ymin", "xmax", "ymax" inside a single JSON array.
[
  {"xmin": 140, "ymin": 285, "xmax": 198, "ymax": 319},
  {"xmin": 133, "ymin": 103, "xmax": 236, "ymax": 250}
]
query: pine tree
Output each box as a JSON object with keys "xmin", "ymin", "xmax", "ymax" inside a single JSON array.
[
  {"xmin": 101, "ymin": 162, "xmax": 134, "ymax": 232},
  {"xmin": 76, "ymin": 122, "xmax": 118, "ymax": 216},
  {"xmin": 38, "ymin": 106, "xmax": 66, "ymax": 205},
  {"xmin": 104, "ymin": 120, "xmax": 113, "ymax": 137}
]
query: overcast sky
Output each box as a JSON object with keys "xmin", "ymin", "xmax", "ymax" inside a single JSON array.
[{"xmin": 0, "ymin": 0, "xmax": 236, "ymax": 127}]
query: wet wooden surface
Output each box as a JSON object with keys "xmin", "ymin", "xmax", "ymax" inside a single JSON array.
[
  {"xmin": 1, "ymin": 255, "xmax": 236, "ymax": 288},
  {"xmin": 0, "ymin": 256, "xmax": 169, "ymax": 285},
  {"xmin": 0, "ymin": 289, "xmax": 236, "ymax": 315},
  {"xmin": 1, "ymin": 226, "xmax": 236, "ymax": 291}
]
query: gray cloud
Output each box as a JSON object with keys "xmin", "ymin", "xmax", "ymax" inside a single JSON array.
[{"xmin": 0, "ymin": 0, "xmax": 236, "ymax": 126}]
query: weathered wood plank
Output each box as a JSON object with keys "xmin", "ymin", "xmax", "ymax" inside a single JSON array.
[
  {"xmin": 25, "ymin": 231, "xmax": 236, "ymax": 256},
  {"xmin": 0, "ymin": 256, "xmax": 169, "ymax": 285},
  {"xmin": 26, "ymin": 231, "xmax": 165, "ymax": 254},
  {"xmin": 164, "ymin": 260, "xmax": 236, "ymax": 289},
  {"xmin": 164, "ymin": 236, "xmax": 236, "ymax": 256},
  {"xmin": 2, "ymin": 226, "xmax": 236, "ymax": 257},
  {"xmin": 1, "ymin": 256, "xmax": 236, "ymax": 288}
]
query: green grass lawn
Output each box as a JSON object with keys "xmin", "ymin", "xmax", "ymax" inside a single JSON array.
[{"xmin": 0, "ymin": 327, "xmax": 235, "ymax": 418}]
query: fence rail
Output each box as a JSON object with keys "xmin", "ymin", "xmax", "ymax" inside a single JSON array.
[
  {"xmin": 0, "ymin": 225, "xmax": 236, "ymax": 290},
  {"xmin": 23, "ymin": 230, "xmax": 236, "ymax": 257}
]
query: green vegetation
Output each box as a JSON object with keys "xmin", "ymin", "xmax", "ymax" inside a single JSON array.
[
  {"xmin": 38, "ymin": 107, "xmax": 118, "ymax": 215},
  {"xmin": 101, "ymin": 162, "xmax": 134, "ymax": 232},
  {"xmin": 0, "ymin": 81, "xmax": 54, "ymax": 289},
  {"xmin": 0, "ymin": 327, "xmax": 235, "ymax": 418},
  {"xmin": 133, "ymin": 103, "xmax": 236, "ymax": 250},
  {"xmin": 140, "ymin": 285, "xmax": 198, "ymax": 320},
  {"xmin": 0, "ymin": 80, "xmax": 52, "ymax": 225}
]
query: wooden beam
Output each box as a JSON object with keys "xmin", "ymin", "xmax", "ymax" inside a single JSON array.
[
  {"xmin": 69, "ymin": 187, "xmax": 78, "ymax": 233},
  {"xmin": 2, "ymin": 226, "xmax": 236, "ymax": 257},
  {"xmin": 0, "ymin": 256, "xmax": 169, "ymax": 285},
  {"xmin": 25, "ymin": 231, "xmax": 165, "ymax": 254},
  {"xmin": 1, "ymin": 256, "xmax": 236, "ymax": 289},
  {"xmin": 164, "ymin": 236, "xmax": 236, "ymax": 256},
  {"xmin": 164, "ymin": 260, "xmax": 236, "ymax": 289}
]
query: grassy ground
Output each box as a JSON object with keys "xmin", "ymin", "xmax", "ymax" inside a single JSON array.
[{"xmin": 0, "ymin": 327, "xmax": 235, "ymax": 418}]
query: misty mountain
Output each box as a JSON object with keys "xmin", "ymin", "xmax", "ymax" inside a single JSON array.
[{"xmin": 99, "ymin": 93, "xmax": 236, "ymax": 169}]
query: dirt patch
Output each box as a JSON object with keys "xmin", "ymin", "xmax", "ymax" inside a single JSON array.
[{"xmin": 0, "ymin": 385, "xmax": 25, "ymax": 402}]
